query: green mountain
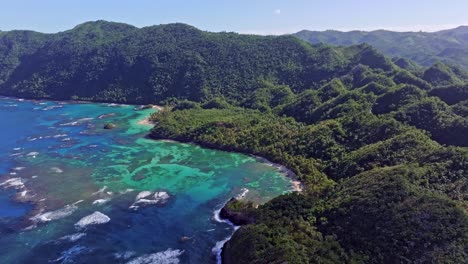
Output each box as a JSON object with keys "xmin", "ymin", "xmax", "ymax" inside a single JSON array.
[
  {"xmin": 0, "ymin": 20, "xmax": 399, "ymax": 104},
  {"xmin": 1, "ymin": 21, "xmax": 467, "ymax": 263},
  {"xmin": 294, "ymin": 26, "xmax": 468, "ymax": 70}
]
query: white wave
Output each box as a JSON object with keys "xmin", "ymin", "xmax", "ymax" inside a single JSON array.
[
  {"xmin": 212, "ymin": 195, "xmax": 245, "ymax": 264},
  {"xmin": 30, "ymin": 205, "xmax": 78, "ymax": 223},
  {"xmin": 120, "ymin": 188, "xmax": 134, "ymax": 194},
  {"xmin": 42, "ymin": 105, "xmax": 63, "ymax": 111},
  {"xmin": 13, "ymin": 147, "xmax": 22, "ymax": 151},
  {"xmin": 154, "ymin": 191, "xmax": 170, "ymax": 201},
  {"xmin": 236, "ymin": 188, "xmax": 249, "ymax": 199},
  {"xmin": 53, "ymin": 134, "xmax": 68, "ymax": 138},
  {"xmin": 92, "ymin": 198, "xmax": 110, "ymax": 205},
  {"xmin": 75, "ymin": 211, "xmax": 110, "ymax": 229},
  {"xmin": 54, "ymin": 245, "xmax": 88, "ymax": 263},
  {"xmin": 114, "ymin": 251, "xmax": 136, "ymax": 260},
  {"xmin": 50, "ymin": 167, "xmax": 64, "ymax": 173},
  {"xmin": 98, "ymin": 113, "xmax": 117, "ymax": 119},
  {"xmin": 72, "ymin": 200, "xmax": 84, "ymax": 205},
  {"xmin": 126, "ymin": 249, "xmax": 184, "ymax": 264},
  {"xmin": 92, "ymin": 186, "xmax": 107, "ymax": 196},
  {"xmin": 212, "ymin": 235, "xmax": 233, "ymax": 263},
  {"xmin": 13, "ymin": 167, "xmax": 25, "ymax": 171},
  {"xmin": 0, "ymin": 178, "xmax": 25, "ymax": 189},
  {"xmin": 26, "ymin": 152, "xmax": 39, "ymax": 157},
  {"xmin": 135, "ymin": 191, "xmax": 152, "ymax": 200},
  {"xmin": 60, "ymin": 232, "xmax": 86, "ymax": 242},
  {"xmin": 61, "ymin": 117, "xmax": 94, "ymax": 126},
  {"xmin": 130, "ymin": 191, "xmax": 170, "ymax": 210}
]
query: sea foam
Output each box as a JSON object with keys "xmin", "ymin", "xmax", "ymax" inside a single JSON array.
[
  {"xmin": 130, "ymin": 191, "xmax": 170, "ymax": 210},
  {"xmin": 92, "ymin": 198, "xmax": 110, "ymax": 205},
  {"xmin": 60, "ymin": 232, "xmax": 87, "ymax": 242},
  {"xmin": 54, "ymin": 245, "xmax": 89, "ymax": 263},
  {"xmin": 0, "ymin": 178, "xmax": 25, "ymax": 189},
  {"xmin": 75, "ymin": 211, "xmax": 110, "ymax": 228},
  {"xmin": 126, "ymin": 249, "xmax": 183, "ymax": 264},
  {"xmin": 31, "ymin": 205, "xmax": 78, "ymax": 223}
]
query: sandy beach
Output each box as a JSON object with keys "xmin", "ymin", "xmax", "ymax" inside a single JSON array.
[
  {"xmin": 136, "ymin": 105, "xmax": 164, "ymax": 126},
  {"xmin": 137, "ymin": 118, "xmax": 153, "ymax": 126}
]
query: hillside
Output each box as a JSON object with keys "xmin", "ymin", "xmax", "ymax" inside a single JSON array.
[
  {"xmin": 0, "ymin": 20, "xmax": 400, "ymax": 104},
  {"xmin": 294, "ymin": 26, "xmax": 468, "ymax": 70}
]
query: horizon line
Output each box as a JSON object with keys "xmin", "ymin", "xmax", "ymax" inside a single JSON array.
[{"xmin": 1, "ymin": 20, "xmax": 467, "ymax": 36}]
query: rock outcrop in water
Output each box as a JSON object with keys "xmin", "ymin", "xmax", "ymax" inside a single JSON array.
[
  {"xmin": 103, "ymin": 123, "xmax": 117, "ymax": 129},
  {"xmin": 219, "ymin": 198, "xmax": 255, "ymax": 226}
]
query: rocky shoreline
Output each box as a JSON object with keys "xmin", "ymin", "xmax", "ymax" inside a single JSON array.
[{"xmin": 219, "ymin": 198, "xmax": 255, "ymax": 226}]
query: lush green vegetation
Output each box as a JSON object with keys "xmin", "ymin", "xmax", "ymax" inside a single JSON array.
[
  {"xmin": 0, "ymin": 21, "xmax": 399, "ymax": 104},
  {"xmin": 151, "ymin": 103, "xmax": 467, "ymax": 263},
  {"xmin": 295, "ymin": 26, "xmax": 468, "ymax": 71},
  {"xmin": 147, "ymin": 44, "xmax": 468, "ymax": 262},
  {"xmin": 1, "ymin": 21, "xmax": 467, "ymax": 263}
]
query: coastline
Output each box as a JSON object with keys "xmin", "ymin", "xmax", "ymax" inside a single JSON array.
[
  {"xmin": 136, "ymin": 105, "xmax": 164, "ymax": 126},
  {"xmin": 2, "ymin": 96, "xmax": 303, "ymax": 262},
  {"xmin": 141, "ymin": 137, "xmax": 304, "ymax": 263},
  {"xmin": 145, "ymin": 123, "xmax": 307, "ymax": 263},
  {"xmin": 145, "ymin": 137, "xmax": 304, "ymax": 193},
  {"xmin": 0, "ymin": 95, "xmax": 162, "ymax": 107}
]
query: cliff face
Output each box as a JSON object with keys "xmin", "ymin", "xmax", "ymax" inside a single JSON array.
[{"xmin": 219, "ymin": 198, "xmax": 255, "ymax": 226}]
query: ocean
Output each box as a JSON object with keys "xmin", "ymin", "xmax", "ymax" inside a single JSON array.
[{"xmin": 0, "ymin": 97, "xmax": 293, "ymax": 263}]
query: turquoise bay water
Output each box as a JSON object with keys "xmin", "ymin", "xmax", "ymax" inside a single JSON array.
[{"xmin": 0, "ymin": 97, "xmax": 293, "ymax": 263}]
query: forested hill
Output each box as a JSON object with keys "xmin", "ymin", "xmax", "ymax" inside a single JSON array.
[
  {"xmin": 0, "ymin": 20, "xmax": 419, "ymax": 104},
  {"xmin": 295, "ymin": 26, "xmax": 468, "ymax": 70}
]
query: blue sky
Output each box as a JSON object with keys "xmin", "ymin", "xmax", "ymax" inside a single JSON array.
[{"xmin": 2, "ymin": 0, "xmax": 468, "ymax": 34}]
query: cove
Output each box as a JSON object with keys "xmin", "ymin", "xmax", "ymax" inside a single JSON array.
[{"xmin": 0, "ymin": 97, "xmax": 294, "ymax": 264}]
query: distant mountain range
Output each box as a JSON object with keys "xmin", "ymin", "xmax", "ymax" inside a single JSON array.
[{"xmin": 294, "ymin": 26, "xmax": 468, "ymax": 70}]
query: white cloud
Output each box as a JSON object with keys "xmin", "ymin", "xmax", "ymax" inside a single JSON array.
[{"xmin": 274, "ymin": 9, "xmax": 281, "ymax": 15}]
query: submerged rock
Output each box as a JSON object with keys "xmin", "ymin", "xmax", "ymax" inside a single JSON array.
[
  {"xmin": 75, "ymin": 211, "xmax": 110, "ymax": 228},
  {"xmin": 103, "ymin": 123, "xmax": 117, "ymax": 129}
]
